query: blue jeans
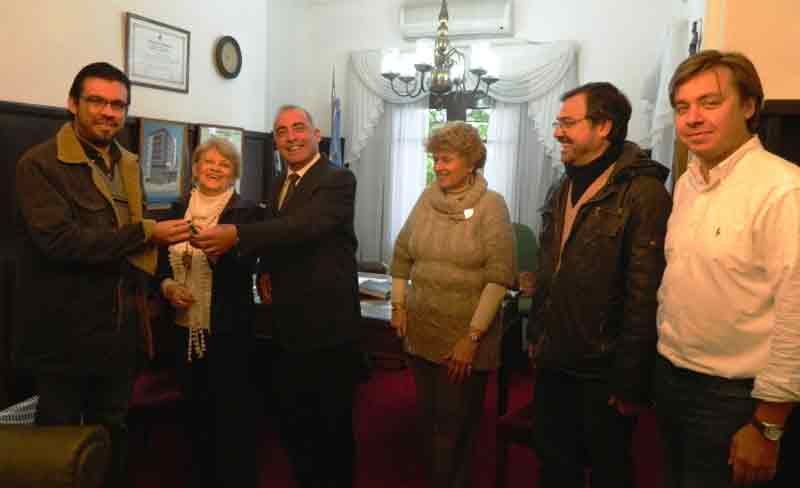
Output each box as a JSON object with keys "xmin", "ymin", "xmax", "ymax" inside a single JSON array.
[{"xmin": 653, "ymin": 354, "xmax": 762, "ymax": 488}]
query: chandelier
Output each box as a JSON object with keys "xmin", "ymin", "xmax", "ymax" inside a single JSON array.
[{"xmin": 381, "ymin": 0, "xmax": 498, "ymax": 109}]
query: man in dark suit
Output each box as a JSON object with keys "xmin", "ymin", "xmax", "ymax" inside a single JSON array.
[{"xmin": 193, "ymin": 105, "xmax": 362, "ymax": 488}]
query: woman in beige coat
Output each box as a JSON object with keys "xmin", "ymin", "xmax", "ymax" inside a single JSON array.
[{"xmin": 391, "ymin": 121, "xmax": 516, "ymax": 488}]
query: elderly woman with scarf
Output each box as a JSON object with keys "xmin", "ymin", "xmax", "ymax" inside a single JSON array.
[
  {"xmin": 391, "ymin": 121, "xmax": 516, "ymax": 488},
  {"xmin": 157, "ymin": 137, "xmax": 261, "ymax": 488}
]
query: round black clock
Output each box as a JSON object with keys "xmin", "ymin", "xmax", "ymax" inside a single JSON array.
[{"xmin": 215, "ymin": 36, "xmax": 242, "ymax": 79}]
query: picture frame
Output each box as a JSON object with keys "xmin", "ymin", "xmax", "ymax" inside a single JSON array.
[
  {"xmin": 196, "ymin": 124, "xmax": 245, "ymax": 191},
  {"xmin": 139, "ymin": 118, "xmax": 189, "ymax": 209},
  {"xmin": 125, "ymin": 13, "xmax": 190, "ymax": 93}
]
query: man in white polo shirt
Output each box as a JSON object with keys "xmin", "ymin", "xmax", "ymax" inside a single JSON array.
[{"xmin": 655, "ymin": 50, "xmax": 800, "ymax": 487}]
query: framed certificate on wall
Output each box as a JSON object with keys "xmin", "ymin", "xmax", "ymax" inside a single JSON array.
[{"xmin": 125, "ymin": 13, "xmax": 190, "ymax": 93}]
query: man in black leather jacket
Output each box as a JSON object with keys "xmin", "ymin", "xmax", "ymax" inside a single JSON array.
[{"xmin": 527, "ymin": 82, "xmax": 672, "ymax": 488}]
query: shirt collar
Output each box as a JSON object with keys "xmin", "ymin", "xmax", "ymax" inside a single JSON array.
[
  {"xmin": 289, "ymin": 153, "xmax": 321, "ymax": 182},
  {"xmin": 687, "ymin": 135, "xmax": 762, "ymax": 192},
  {"xmin": 77, "ymin": 135, "xmax": 122, "ymax": 167},
  {"xmin": 56, "ymin": 122, "xmax": 123, "ymax": 165}
]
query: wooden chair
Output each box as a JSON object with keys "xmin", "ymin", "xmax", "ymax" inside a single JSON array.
[
  {"xmin": 495, "ymin": 388, "xmax": 537, "ymax": 488},
  {"xmin": 497, "ymin": 223, "xmax": 538, "ymax": 415},
  {"xmin": 0, "ymin": 424, "xmax": 111, "ymax": 488},
  {"xmin": 127, "ymin": 367, "xmax": 184, "ymax": 449}
]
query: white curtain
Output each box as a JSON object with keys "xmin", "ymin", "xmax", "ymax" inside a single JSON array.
[
  {"xmin": 346, "ymin": 50, "xmax": 426, "ymax": 168},
  {"xmin": 642, "ymin": 19, "xmax": 690, "ymax": 188},
  {"xmin": 351, "ymin": 104, "xmax": 389, "ymax": 264},
  {"xmin": 515, "ymin": 105, "xmax": 562, "ymax": 232},
  {"xmin": 385, "ymin": 101, "xmax": 429, "ymax": 260},
  {"xmin": 485, "ymin": 101, "xmax": 562, "ymax": 232},
  {"xmin": 352, "ymin": 100, "xmax": 428, "ymax": 263},
  {"xmin": 489, "ymin": 42, "xmax": 578, "ymax": 166},
  {"xmin": 484, "ymin": 102, "xmax": 522, "ymax": 215},
  {"xmin": 346, "ymin": 41, "xmax": 578, "ymax": 167}
]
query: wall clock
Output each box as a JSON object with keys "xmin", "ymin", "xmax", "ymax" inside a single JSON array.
[{"xmin": 215, "ymin": 36, "xmax": 242, "ymax": 79}]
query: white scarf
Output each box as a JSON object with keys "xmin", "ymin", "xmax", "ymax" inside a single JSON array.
[{"xmin": 168, "ymin": 187, "xmax": 234, "ymax": 361}]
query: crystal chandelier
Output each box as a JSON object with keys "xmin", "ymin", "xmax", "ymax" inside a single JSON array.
[{"xmin": 381, "ymin": 0, "xmax": 498, "ymax": 109}]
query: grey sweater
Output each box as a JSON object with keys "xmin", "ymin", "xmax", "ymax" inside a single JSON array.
[{"xmin": 391, "ymin": 174, "xmax": 516, "ymax": 370}]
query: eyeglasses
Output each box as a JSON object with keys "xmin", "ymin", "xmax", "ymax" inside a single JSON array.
[
  {"xmin": 80, "ymin": 95, "xmax": 128, "ymax": 113},
  {"xmin": 552, "ymin": 117, "xmax": 591, "ymax": 129}
]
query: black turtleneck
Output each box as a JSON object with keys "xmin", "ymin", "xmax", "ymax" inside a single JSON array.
[{"xmin": 565, "ymin": 142, "xmax": 624, "ymax": 205}]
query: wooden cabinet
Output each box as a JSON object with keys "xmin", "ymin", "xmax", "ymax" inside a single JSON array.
[{"xmin": 759, "ymin": 100, "xmax": 800, "ymax": 165}]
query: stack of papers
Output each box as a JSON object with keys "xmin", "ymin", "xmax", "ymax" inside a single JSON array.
[{"xmin": 359, "ymin": 279, "xmax": 391, "ymax": 299}]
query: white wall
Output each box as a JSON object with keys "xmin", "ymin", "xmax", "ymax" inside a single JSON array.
[
  {"xmin": 268, "ymin": 0, "xmax": 409, "ymax": 134},
  {"xmin": 266, "ymin": 0, "xmax": 315, "ymax": 126},
  {"xmin": 0, "ymin": 0, "xmax": 693, "ymax": 140},
  {"xmin": 688, "ymin": 0, "xmax": 707, "ymax": 20},
  {"xmin": 284, "ymin": 0, "xmax": 688, "ymax": 145},
  {"xmin": 511, "ymin": 0, "xmax": 688, "ymax": 144},
  {"xmin": 0, "ymin": 0, "xmax": 269, "ymax": 131}
]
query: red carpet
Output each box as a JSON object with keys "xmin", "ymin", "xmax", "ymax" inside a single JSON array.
[{"xmin": 130, "ymin": 367, "xmax": 661, "ymax": 487}]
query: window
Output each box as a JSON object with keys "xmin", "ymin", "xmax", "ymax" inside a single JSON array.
[
  {"xmin": 467, "ymin": 108, "xmax": 490, "ymax": 141},
  {"xmin": 425, "ymin": 109, "xmax": 447, "ymax": 184}
]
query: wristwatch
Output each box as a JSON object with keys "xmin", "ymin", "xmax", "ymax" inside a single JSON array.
[
  {"xmin": 468, "ymin": 329, "xmax": 483, "ymax": 343},
  {"xmin": 751, "ymin": 417, "xmax": 784, "ymax": 442}
]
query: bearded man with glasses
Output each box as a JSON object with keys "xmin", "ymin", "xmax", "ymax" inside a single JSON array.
[
  {"xmin": 527, "ymin": 81, "xmax": 672, "ymax": 488},
  {"xmin": 14, "ymin": 62, "xmax": 191, "ymax": 487}
]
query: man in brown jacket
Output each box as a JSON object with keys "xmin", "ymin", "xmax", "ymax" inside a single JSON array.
[{"xmin": 15, "ymin": 62, "xmax": 190, "ymax": 487}]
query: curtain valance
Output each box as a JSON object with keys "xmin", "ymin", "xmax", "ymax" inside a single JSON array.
[{"xmin": 346, "ymin": 40, "xmax": 578, "ymax": 166}]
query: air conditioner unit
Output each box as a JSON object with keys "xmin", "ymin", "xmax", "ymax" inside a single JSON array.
[{"xmin": 400, "ymin": 0, "xmax": 513, "ymax": 40}]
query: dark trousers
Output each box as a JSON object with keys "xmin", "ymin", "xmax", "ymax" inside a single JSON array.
[
  {"xmin": 35, "ymin": 371, "xmax": 133, "ymax": 488},
  {"xmin": 271, "ymin": 342, "xmax": 362, "ymax": 488},
  {"xmin": 531, "ymin": 368, "xmax": 636, "ymax": 488},
  {"xmin": 408, "ymin": 355, "xmax": 488, "ymax": 488},
  {"xmin": 176, "ymin": 329, "xmax": 257, "ymax": 488},
  {"xmin": 653, "ymin": 354, "xmax": 797, "ymax": 488}
]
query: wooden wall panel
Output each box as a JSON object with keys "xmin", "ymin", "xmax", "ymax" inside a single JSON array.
[
  {"xmin": 760, "ymin": 100, "xmax": 800, "ymax": 165},
  {"xmin": 243, "ymin": 130, "xmax": 271, "ymax": 204}
]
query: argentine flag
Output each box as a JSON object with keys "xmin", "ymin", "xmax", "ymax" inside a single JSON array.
[{"xmin": 330, "ymin": 66, "xmax": 343, "ymax": 167}]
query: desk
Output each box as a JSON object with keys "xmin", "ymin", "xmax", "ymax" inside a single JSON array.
[
  {"xmin": 252, "ymin": 273, "xmax": 405, "ymax": 369},
  {"xmin": 358, "ymin": 273, "xmax": 405, "ymax": 369}
]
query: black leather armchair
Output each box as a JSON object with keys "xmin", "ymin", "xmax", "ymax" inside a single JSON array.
[{"xmin": 0, "ymin": 425, "xmax": 110, "ymax": 488}]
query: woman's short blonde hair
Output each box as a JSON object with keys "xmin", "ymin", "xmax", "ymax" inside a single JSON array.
[
  {"xmin": 426, "ymin": 121, "xmax": 487, "ymax": 171},
  {"xmin": 192, "ymin": 137, "xmax": 242, "ymax": 179}
]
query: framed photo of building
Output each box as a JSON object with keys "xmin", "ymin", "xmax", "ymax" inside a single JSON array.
[
  {"xmin": 139, "ymin": 118, "xmax": 189, "ymax": 208},
  {"xmin": 125, "ymin": 13, "xmax": 190, "ymax": 93},
  {"xmin": 196, "ymin": 124, "xmax": 245, "ymax": 191}
]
